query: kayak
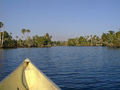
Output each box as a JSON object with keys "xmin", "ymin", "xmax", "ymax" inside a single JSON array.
[{"xmin": 0, "ymin": 58, "xmax": 61, "ymax": 90}]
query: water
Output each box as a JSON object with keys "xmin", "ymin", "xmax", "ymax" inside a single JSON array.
[{"xmin": 0, "ymin": 46, "xmax": 120, "ymax": 90}]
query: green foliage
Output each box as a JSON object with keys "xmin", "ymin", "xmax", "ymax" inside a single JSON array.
[
  {"xmin": 31, "ymin": 33, "xmax": 52, "ymax": 47},
  {"xmin": 26, "ymin": 29, "xmax": 30, "ymax": 33},
  {"xmin": 3, "ymin": 31, "xmax": 17, "ymax": 48},
  {"xmin": 78, "ymin": 36, "xmax": 86, "ymax": 46},
  {"xmin": 67, "ymin": 29, "xmax": 120, "ymax": 47},
  {"xmin": 101, "ymin": 30, "xmax": 120, "ymax": 47},
  {"xmin": 21, "ymin": 29, "xmax": 26, "ymax": 34},
  {"xmin": 2, "ymin": 27, "xmax": 120, "ymax": 48},
  {"xmin": 52, "ymin": 41, "xmax": 67, "ymax": 46},
  {"xmin": 108, "ymin": 30, "xmax": 115, "ymax": 35},
  {"xmin": 4, "ymin": 31, "xmax": 12, "ymax": 39},
  {"xmin": 0, "ymin": 22, "xmax": 3, "ymax": 28},
  {"xmin": 4, "ymin": 39, "xmax": 17, "ymax": 48},
  {"xmin": 68, "ymin": 39, "xmax": 76, "ymax": 46}
]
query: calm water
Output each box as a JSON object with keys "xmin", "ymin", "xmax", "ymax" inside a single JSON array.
[{"xmin": 0, "ymin": 46, "xmax": 120, "ymax": 90}]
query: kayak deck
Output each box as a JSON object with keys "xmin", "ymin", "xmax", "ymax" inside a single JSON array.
[{"xmin": 0, "ymin": 59, "xmax": 61, "ymax": 90}]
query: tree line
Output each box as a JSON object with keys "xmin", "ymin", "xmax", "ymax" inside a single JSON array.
[
  {"xmin": 67, "ymin": 30, "xmax": 120, "ymax": 47},
  {"xmin": 16, "ymin": 30, "xmax": 53, "ymax": 47},
  {"xmin": 0, "ymin": 22, "xmax": 120, "ymax": 48},
  {"xmin": 0, "ymin": 22, "xmax": 53, "ymax": 48}
]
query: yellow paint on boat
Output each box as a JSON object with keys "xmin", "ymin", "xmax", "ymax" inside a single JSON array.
[{"xmin": 0, "ymin": 59, "xmax": 61, "ymax": 90}]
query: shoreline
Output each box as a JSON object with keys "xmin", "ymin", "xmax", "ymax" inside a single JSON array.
[{"xmin": 1, "ymin": 45, "xmax": 120, "ymax": 49}]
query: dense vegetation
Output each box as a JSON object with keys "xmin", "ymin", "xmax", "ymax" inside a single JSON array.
[
  {"xmin": 0, "ymin": 22, "xmax": 120, "ymax": 48},
  {"xmin": 67, "ymin": 30, "xmax": 120, "ymax": 47}
]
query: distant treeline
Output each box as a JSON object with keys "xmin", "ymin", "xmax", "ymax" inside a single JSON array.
[
  {"xmin": 0, "ymin": 22, "xmax": 120, "ymax": 48},
  {"xmin": 67, "ymin": 30, "xmax": 120, "ymax": 47},
  {"xmin": 0, "ymin": 30, "xmax": 120, "ymax": 48}
]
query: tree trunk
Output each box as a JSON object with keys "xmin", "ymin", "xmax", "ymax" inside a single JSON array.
[
  {"xmin": 0, "ymin": 28, "xmax": 1, "ymax": 47},
  {"xmin": 90, "ymin": 35, "xmax": 92, "ymax": 46},
  {"xmin": 24, "ymin": 34, "xmax": 26, "ymax": 40},
  {"xmin": 1, "ymin": 26, "xmax": 4, "ymax": 47}
]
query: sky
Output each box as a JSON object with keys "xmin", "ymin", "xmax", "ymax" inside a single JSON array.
[{"xmin": 0, "ymin": 0, "xmax": 120, "ymax": 41}]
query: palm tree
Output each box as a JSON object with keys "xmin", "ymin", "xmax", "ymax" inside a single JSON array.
[
  {"xmin": 16, "ymin": 36, "xmax": 18, "ymax": 45},
  {"xmin": 45, "ymin": 33, "xmax": 49, "ymax": 38},
  {"xmin": 86, "ymin": 36, "xmax": 89, "ymax": 45},
  {"xmin": 0, "ymin": 22, "xmax": 4, "ymax": 47},
  {"xmin": 93, "ymin": 35, "xmax": 97, "ymax": 45},
  {"xmin": 21, "ymin": 29, "xmax": 26, "ymax": 40},
  {"xmin": 16, "ymin": 36, "xmax": 18, "ymax": 40},
  {"xmin": 10, "ymin": 32, "xmax": 12, "ymax": 39},
  {"xmin": 10, "ymin": 32, "xmax": 12, "ymax": 35},
  {"xmin": 90, "ymin": 35, "xmax": 92, "ymax": 46},
  {"xmin": 108, "ymin": 30, "xmax": 115, "ymax": 35},
  {"xmin": 87, "ymin": 36, "xmax": 89, "ymax": 41},
  {"xmin": 26, "ymin": 29, "xmax": 30, "ymax": 40},
  {"xmin": 0, "ymin": 22, "xmax": 3, "ymax": 43}
]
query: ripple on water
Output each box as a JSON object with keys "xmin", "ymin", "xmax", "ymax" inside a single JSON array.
[{"xmin": 0, "ymin": 47, "xmax": 120, "ymax": 90}]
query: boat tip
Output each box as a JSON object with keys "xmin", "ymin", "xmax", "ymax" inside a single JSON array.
[{"xmin": 24, "ymin": 58, "xmax": 31, "ymax": 63}]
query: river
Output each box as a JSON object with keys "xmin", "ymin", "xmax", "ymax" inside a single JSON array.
[{"xmin": 0, "ymin": 46, "xmax": 120, "ymax": 90}]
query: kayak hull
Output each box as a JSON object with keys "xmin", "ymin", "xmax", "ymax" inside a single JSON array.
[{"xmin": 0, "ymin": 59, "xmax": 61, "ymax": 90}]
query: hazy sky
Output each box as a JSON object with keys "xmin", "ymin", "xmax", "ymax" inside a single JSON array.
[{"xmin": 1, "ymin": 0, "xmax": 120, "ymax": 41}]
